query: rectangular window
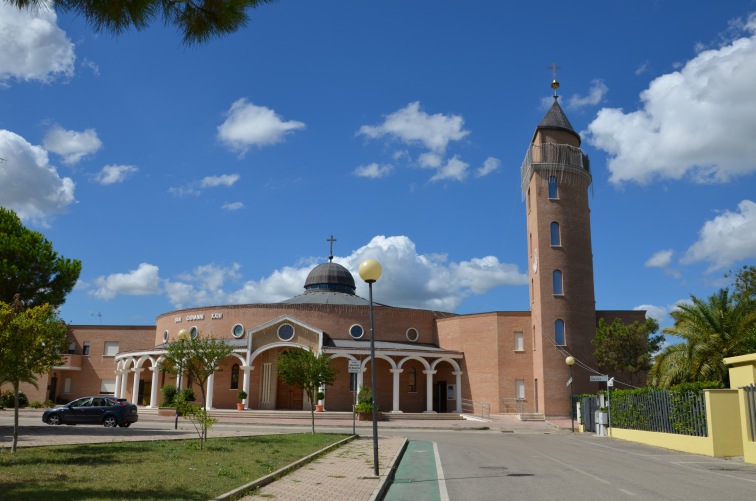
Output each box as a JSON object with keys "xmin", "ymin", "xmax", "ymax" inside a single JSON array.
[
  {"xmin": 63, "ymin": 377, "xmax": 72, "ymax": 394},
  {"xmin": 548, "ymin": 175, "xmax": 558, "ymax": 199},
  {"xmin": 515, "ymin": 379, "xmax": 525, "ymax": 400},
  {"xmin": 100, "ymin": 380, "xmax": 116, "ymax": 394},
  {"xmin": 514, "ymin": 332, "xmax": 524, "ymax": 352},
  {"xmin": 103, "ymin": 341, "xmax": 119, "ymax": 357},
  {"xmin": 83, "ymin": 341, "xmax": 90, "ymax": 356},
  {"xmin": 550, "ymin": 222, "xmax": 560, "ymax": 246},
  {"xmin": 67, "ymin": 341, "xmax": 76, "ymax": 354}
]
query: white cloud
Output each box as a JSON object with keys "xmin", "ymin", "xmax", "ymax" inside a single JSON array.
[
  {"xmin": 358, "ymin": 102, "xmax": 469, "ymax": 153},
  {"xmin": 418, "ymin": 152, "xmax": 442, "ymax": 168},
  {"xmin": 43, "ymin": 125, "xmax": 102, "ymax": 165},
  {"xmin": 170, "ymin": 173, "xmax": 239, "ymax": 196},
  {"xmin": 95, "ymin": 165, "xmax": 138, "ymax": 185},
  {"xmin": 0, "ymin": 129, "xmax": 75, "ymax": 226},
  {"xmin": 645, "ymin": 249, "xmax": 674, "ymax": 268},
  {"xmin": 681, "ymin": 200, "xmax": 756, "ymax": 271},
  {"xmin": 587, "ymin": 16, "xmax": 756, "ymax": 185},
  {"xmin": 430, "ymin": 156, "xmax": 469, "ymax": 182},
  {"xmin": 567, "ymin": 79, "xmax": 608, "ymax": 110},
  {"xmin": 222, "ymin": 202, "xmax": 244, "ymax": 211},
  {"xmin": 92, "ymin": 263, "xmax": 161, "ymax": 300},
  {"xmin": 475, "ymin": 157, "xmax": 500, "ymax": 178},
  {"xmin": 0, "ymin": 2, "xmax": 75, "ymax": 84},
  {"xmin": 353, "ymin": 163, "xmax": 393, "ymax": 179},
  {"xmin": 138, "ymin": 235, "xmax": 528, "ymax": 312},
  {"xmin": 201, "ymin": 174, "xmax": 240, "ymax": 187},
  {"xmin": 217, "ymin": 98, "xmax": 305, "ymax": 155}
]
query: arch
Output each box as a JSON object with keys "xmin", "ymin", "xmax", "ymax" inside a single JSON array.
[
  {"xmin": 430, "ymin": 357, "xmax": 461, "ymax": 372},
  {"xmin": 360, "ymin": 354, "xmax": 397, "ymax": 371},
  {"xmin": 397, "ymin": 356, "xmax": 431, "ymax": 371},
  {"xmin": 249, "ymin": 341, "xmax": 312, "ymax": 365}
]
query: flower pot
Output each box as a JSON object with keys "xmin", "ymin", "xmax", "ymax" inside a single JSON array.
[
  {"xmin": 236, "ymin": 403, "xmax": 244, "ymax": 411},
  {"xmin": 315, "ymin": 404, "xmax": 324, "ymax": 412}
]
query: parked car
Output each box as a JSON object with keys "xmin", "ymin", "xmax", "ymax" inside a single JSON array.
[{"xmin": 42, "ymin": 396, "xmax": 139, "ymax": 428}]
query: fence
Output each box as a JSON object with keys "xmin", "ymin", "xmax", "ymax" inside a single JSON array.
[
  {"xmin": 611, "ymin": 389, "xmax": 707, "ymax": 437},
  {"xmin": 461, "ymin": 398, "xmax": 490, "ymax": 420},
  {"xmin": 746, "ymin": 384, "xmax": 756, "ymax": 442}
]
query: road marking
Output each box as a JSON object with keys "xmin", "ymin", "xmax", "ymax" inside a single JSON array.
[
  {"xmin": 532, "ymin": 449, "xmax": 610, "ymax": 485},
  {"xmin": 433, "ymin": 441, "xmax": 450, "ymax": 501},
  {"xmin": 618, "ymin": 488, "xmax": 636, "ymax": 496}
]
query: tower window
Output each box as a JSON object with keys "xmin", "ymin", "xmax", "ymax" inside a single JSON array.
[
  {"xmin": 548, "ymin": 175, "xmax": 558, "ymax": 199},
  {"xmin": 553, "ymin": 270, "xmax": 563, "ymax": 295},
  {"xmin": 550, "ymin": 222, "xmax": 560, "ymax": 246},
  {"xmin": 555, "ymin": 319, "xmax": 566, "ymax": 345},
  {"xmin": 514, "ymin": 332, "xmax": 524, "ymax": 352}
]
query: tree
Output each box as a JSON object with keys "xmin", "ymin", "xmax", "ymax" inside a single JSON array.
[
  {"xmin": 276, "ymin": 348, "xmax": 338, "ymax": 434},
  {"xmin": 592, "ymin": 317, "xmax": 662, "ymax": 385},
  {"xmin": 160, "ymin": 334, "xmax": 234, "ymax": 448},
  {"xmin": 0, "ymin": 208, "xmax": 81, "ymax": 308},
  {"xmin": 8, "ymin": 0, "xmax": 277, "ymax": 45},
  {"xmin": 0, "ymin": 296, "xmax": 70, "ymax": 453},
  {"xmin": 650, "ymin": 288, "xmax": 756, "ymax": 388}
]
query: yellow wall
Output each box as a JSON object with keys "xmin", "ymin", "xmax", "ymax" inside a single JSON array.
[
  {"xmin": 724, "ymin": 353, "xmax": 756, "ymax": 388},
  {"xmin": 609, "ymin": 427, "xmax": 714, "ymax": 456},
  {"xmin": 705, "ymin": 389, "xmax": 743, "ymax": 457}
]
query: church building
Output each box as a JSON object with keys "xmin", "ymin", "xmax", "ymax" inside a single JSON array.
[{"xmin": 21, "ymin": 81, "xmax": 646, "ymax": 419}]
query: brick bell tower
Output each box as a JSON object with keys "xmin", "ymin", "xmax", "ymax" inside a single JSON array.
[{"xmin": 521, "ymin": 73, "xmax": 596, "ymax": 417}]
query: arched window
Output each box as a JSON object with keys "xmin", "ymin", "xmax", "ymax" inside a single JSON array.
[
  {"xmin": 548, "ymin": 175, "xmax": 558, "ymax": 199},
  {"xmin": 550, "ymin": 222, "xmax": 560, "ymax": 246},
  {"xmin": 555, "ymin": 319, "xmax": 566, "ymax": 345},
  {"xmin": 553, "ymin": 270, "xmax": 563, "ymax": 295},
  {"xmin": 408, "ymin": 367, "xmax": 417, "ymax": 393},
  {"xmin": 230, "ymin": 364, "xmax": 239, "ymax": 390}
]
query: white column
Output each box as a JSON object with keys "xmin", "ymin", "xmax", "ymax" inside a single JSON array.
[
  {"xmin": 241, "ymin": 365, "xmax": 253, "ymax": 409},
  {"xmin": 114, "ymin": 371, "xmax": 122, "ymax": 399},
  {"xmin": 357, "ymin": 369, "xmax": 365, "ymax": 393},
  {"xmin": 390, "ymin": 369, "xmax": 403, "ymax": 412},
  {"xmin": 131, "ymin": 368, "xmax": 143, "ymax": 405},
  {"xmin": 206, "ymin": 372, "xmax": 215, "ymax": 409},
  {"xmin": 120, "ymin": 370, "xmax": 129, "ymax": 399},
  {"xmin": 453, "ymin": 371, "xmax": 463, "ymax": 413},
  {"xmin": 149, "ymin": 367, "xmax": 160, "ymax": 408},
  {"xmin": 423, "ymin": 370, "xmax": 437, "ymax": 413}
]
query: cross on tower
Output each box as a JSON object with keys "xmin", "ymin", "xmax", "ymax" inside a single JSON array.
[
  {"xmin": 327, "ymin": 235, "xmax": 337, "ymax": 262},
  {"xmin": 547, "ymin": 61, "xmax": 561, "ymax": 97}
]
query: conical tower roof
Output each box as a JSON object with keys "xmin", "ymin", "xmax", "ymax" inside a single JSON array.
[{"xmin": 534, "ymin": 97, "xmax": 581, "ymax": 145}]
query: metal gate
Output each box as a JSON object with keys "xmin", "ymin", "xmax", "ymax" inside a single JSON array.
[{"xmin": 581, "ymin": 396, "xmax": 598, "ymax": 432}]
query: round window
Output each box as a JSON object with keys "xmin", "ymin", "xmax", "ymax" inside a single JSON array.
[
  {"xmin": 190, "ymin": 326, "xmax": 199, "ymax": 339},
  {"xmin": 232, "ymin": 324, "xmax": 245, "ymax": 339},
  {"xmin": 278, "ymin": 323, "xmax": 295, "ymax": 341},
  {"xmin": 406, "ymin": 327, "xmax": 419, "ymax": 342},
  {"xmin": 349, "ymin": 324, "xmax": 364, "ymax": 339},
  {"xmin": 162, "ymin": 330, "xmax": 169, "ymax": 343}
]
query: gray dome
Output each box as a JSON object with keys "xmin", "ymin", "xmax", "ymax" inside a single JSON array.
[{"xmin": 304, "ymin": 262, "xmax": 356, "ymax": 295}]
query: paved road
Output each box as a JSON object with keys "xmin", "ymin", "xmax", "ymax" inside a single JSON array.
[{"xmin": 384, "ymin": 430, "xmax": 756, "ymax": 501}]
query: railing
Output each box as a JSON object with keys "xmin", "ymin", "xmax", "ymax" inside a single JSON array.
[
  {"xmin": 461, "ymin": 398, "xmax": 490, "ymax": 420},
  {"xmin": 500, "ymin": 398, "xmax": 525, "ymax": 415},
  {"xmin": 746, "ymin": 384, "xmax": 756, "ymax": 442},
  {"xmin": 520, "ymin": 143, "xmax": 591, "ymax": 192},
  {"xmin": 612, "ymin": 390, "xmax": 708, "ymax": 437},
  {"xmin": 52, "ymin": 354, "xmax": 82, "ymax": 370}
]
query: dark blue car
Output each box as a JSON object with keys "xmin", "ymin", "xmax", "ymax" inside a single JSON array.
[{"xmin": 42, "ymin": 396, "xmax": 139, "ymax": 428}]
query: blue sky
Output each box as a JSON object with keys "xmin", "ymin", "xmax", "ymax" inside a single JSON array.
[{"xmin": 1, "ymin": 1, "xmax": 754, "ymax": 340}]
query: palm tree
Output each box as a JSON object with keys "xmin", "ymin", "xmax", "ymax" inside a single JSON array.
[{"xmin": 650, "ymin": 289, "xmax": 756, "ymax": 388}]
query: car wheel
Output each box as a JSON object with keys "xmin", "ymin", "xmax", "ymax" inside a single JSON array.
[
  {"xmin": 47, "ymin": 414, "xmax": 62, "ymax": 426},
  {"xmin": 103, "ymin": 415, "xmax": 118, "ymax": 428},
  {"xmin": 118, "ymin": 422, "xmax": 131, "ymax": 428}
]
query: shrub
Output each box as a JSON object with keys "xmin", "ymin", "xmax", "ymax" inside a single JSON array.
[
  {"xmin": 236, "ymin": 389, "xmax": 247, "ymax": 400},
  {"xmin": 29, "ymin": 401, "xmax": 44, "ymax": 409},
  {"xmin": 0, "ymin": 390, "xmax": 28, "ymax": 408},
  {"xmin": 161, "ymin": 384, "xmax": 177, "ymax": 406},
  {"xmin": 179, "ymin": 387, "xmax": 195, "ymax": 403}
]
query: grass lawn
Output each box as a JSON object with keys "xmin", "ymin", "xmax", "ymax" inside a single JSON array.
[{"xmin": 0, "ymin": 433, "xmax": 350, "ymax": 500}]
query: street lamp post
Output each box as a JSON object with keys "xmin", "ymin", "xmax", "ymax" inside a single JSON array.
[
  {"xmin": 174, "ymin": 328, "xmax": 190, "ymax": 430},
  {"xmin": 359, "ymin": 258, "xmax": 382, "ymax": 477},
  {"xmin": 565, "ymin": 355, "xmax": 575, "ymax": 433}
]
